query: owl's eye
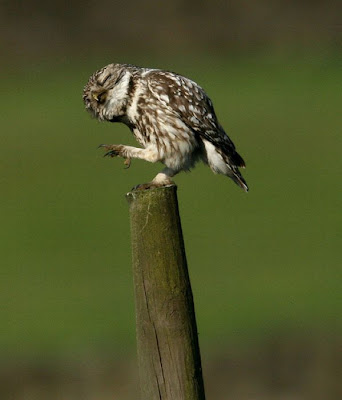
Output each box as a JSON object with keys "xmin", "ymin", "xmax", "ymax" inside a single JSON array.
[{"xmin": 93, "ymin": 91, "xmax": 107, "ymax": 104}]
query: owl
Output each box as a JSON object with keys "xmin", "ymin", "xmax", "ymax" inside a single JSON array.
[{"xmin": 83, "ymin": 63, "xmax": 248, "ymax": 191}]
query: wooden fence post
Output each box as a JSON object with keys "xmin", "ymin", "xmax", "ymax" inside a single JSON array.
[{"xmin": 126, "ymin": 185, "xmax": 206, "ymax": 400}]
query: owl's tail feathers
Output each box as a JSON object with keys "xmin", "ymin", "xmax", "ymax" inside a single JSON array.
[
  {"xmin": 229, "ymin": 167, "xmax": 249, "ymax": 192},
  {"xmin": 203, "ymin": 139, "xmax": 248, "ymax": 192},
  {"xmin": 230, "ymin": 151, "xmax": 246, "ymax": 168},
  {"xmin": 228, "ymin": 150, "xmax": 248, "ymax": 192}
]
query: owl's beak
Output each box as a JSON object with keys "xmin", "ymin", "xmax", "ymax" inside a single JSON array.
[{"xmin": 92, "ymin": 90, "xmax": 107, "ymax": 104}]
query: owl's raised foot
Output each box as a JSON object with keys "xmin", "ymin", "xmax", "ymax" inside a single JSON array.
[
  {"xmin": 104, "ymin": 150, "xmax": 118, "ymax": 158},
  {"xmin": 99, "ymin": 144, "xmax": 131, "ymax": 168},
  {"xmin": 99, "ymin": 144, "xmax": 124, "ymax": 158}
]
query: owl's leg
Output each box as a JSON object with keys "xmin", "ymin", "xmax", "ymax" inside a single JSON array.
[
  {"xmin": 100, "ymin": 144, "xmax": 160, "ymax": 163},
  {"xmin": 100, "ymin": 144, "xmax": 176, "ymax": 190},
  {"xmin": 151, "ymin": 168, "xmax": 176, "ymax": 185}
]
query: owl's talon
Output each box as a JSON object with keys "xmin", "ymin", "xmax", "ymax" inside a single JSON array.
[
  {"xmin": 131, "ymin": 182, "xmax": 173, "ymax": 191},
  {"xmin": 123, "ymin": 158, "xmax": 131, "ymax": 169},
  {"xmin": 103, "ymin": 150, "xmax": 119, "ymax": 158},
  {"xmin": 132, "ymin": 183, "xmax": 155, "ymax": 191}
]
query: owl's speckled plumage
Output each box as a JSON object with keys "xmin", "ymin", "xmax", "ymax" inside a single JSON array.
[{"xmin": 83, "ymin": 63, "xmax": 248, "ymax": 191}]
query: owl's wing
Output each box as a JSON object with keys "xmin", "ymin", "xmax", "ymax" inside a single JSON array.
[{"xmin": 147, "ymin": 71, "xmax": 245, "ymax": 168}]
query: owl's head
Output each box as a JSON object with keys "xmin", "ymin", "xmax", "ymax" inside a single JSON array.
[{"xmin": 83, "ymin": 63, "xmax": 131, "ymax": 121}]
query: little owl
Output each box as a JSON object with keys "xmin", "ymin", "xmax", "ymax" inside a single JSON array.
[{"xmin": 83, "ymin": 63, "xmax": 248, "ymax": 191}]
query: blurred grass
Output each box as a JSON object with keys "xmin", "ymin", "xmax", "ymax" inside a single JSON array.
[{"xmin": 1, "ymin": 54, "xmax": 341, "ymax": 357}]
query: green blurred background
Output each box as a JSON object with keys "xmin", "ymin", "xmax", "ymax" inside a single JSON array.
[{"xmin": 1, "ymin": 1, "xmax": 341, "ymax": 399}]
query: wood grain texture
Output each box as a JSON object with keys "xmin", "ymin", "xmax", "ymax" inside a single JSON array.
[{"xmin": 126, "ymin": 185, "xmax": 205, "ymax": 400}]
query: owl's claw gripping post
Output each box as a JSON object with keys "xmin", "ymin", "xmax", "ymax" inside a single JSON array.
[{"xmin": 132, "ymin": 182, "xmax": 158, "ymax": 191}]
